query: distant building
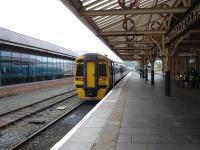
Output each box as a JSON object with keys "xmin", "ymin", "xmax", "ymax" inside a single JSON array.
[
  {"xmin": 122, "ymin": 61, "xmax": 139, "ymax": 71},
  {"xmin": 0, "ymin": 27, "xmax": 77, "ymax": 87}
]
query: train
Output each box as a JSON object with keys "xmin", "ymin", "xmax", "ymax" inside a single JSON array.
[{"xmin": 74, "ymin": 53, "xmax": 128, "ymax": 100}]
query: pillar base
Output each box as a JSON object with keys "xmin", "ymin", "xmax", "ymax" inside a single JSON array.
[
  {"xmin": 151, "ymin": 70, "xmax": 154, "ymax": 85},
  {"xmin": 165, "ymin": 71, "xmax": 171, "ymax": 96},
  {"xmin": 142, "ymin": 70, "xmax": 144, "ymax": 78},
  {"xmin": 146, "ymin": 69, "xmax": 148, "ymax": 81}
]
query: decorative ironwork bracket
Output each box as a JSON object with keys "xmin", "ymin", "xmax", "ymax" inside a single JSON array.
[
  {"xmin": 146, "ymin": 35, "xmax": 164, "ymax": 55},
  {"xmin": 165, "ymin": 1, "xmax": 200, "ymax": 43},
  {"xmin": 169, "ymin": 34, "xmax": 189, "ymax": 56}
]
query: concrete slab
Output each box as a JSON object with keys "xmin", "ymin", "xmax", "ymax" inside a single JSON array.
[
  {"xmin": 117, "ymin": 134, "xmax": 132, "ymax": 143},
  {"xmin": 58, "ymin": 142, "xmax": 92, "ymax": 150},
  {"xmin": 116, "ymin": 143, "xmax": 148, "ymax": 150},
  {"xmin": 148, "ymin": 144, "xmax": 180, "ymax": 150},
  {"xmin": 68, "ymin": 127, "xmax": 101, "ymax": 143}
]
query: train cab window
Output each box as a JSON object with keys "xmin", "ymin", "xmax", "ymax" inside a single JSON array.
[
  {"xmin": 98, "ymin": 64, "xmax": 107, "ymax": 76},
  {"xmin": 76, "ymin": 64, "xmax": 84, "ymax": 76}
]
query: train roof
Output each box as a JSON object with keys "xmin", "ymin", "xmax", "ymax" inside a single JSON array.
[
  {"xmin": 78, "ymin": 53, "xmax": 125, "ymax": 64},
  {"xmin": 77, "ymin": 53, "xmax": 128, "ymax": 69},
  {"xmin": 78, "ymin": 53, "xmax": 109, "ymax": 59},
  {"xmin": 83, "ymin": 53, "xmax": 105, "ymax": 57},
  {"xmin": 0, "ymin": 27, "xmax": 78, "ymax": 58}
]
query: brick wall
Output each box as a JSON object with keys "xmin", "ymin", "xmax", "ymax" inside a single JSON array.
[{"xmin": 0, "ymin": 78, "xmax": 73, "ymax": 98}]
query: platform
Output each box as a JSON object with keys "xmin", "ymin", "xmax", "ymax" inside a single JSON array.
[{"xmin": 51, "ymin": 72, "xmax": 200, "ymax": 150}]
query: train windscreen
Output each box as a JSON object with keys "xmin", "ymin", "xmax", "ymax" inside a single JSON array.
[
  {"xmin": 98, "ymin": 64, "xmax": 107, "ymax": 76},
  {"xmin": 76, "ymin": 64, "xmax": 84, "ymax": 76}
]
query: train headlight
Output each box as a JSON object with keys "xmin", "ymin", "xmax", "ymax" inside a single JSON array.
[
  {"xmin": 76, "ymin": 77, "xmax": 84, "ymax": 81},
  {"xmin": 99, "ymin": 77, "xmax": 106, "ymax": 80}
]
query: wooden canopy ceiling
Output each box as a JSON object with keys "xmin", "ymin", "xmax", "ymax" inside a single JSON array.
[{"xmin": 60, "ymin": 0, "xmax": 199, "ymax": 61}]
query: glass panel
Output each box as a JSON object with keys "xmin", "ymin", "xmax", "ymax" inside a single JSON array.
[
  {"xmin": 29, "ymin": 55, "xmax": 35, "ymax": 81},
  {"xmin": 0, "ymin": 51, "xmax": 1, "ymax": 86},
  {"xmin": 98, "ymin": 64, "xmax": 107, "ymax": 76},
  {"xmin": 52, "ymin": 58, "xmax": 57, "ymax": 76},
  {"xmin": 64, "ymin": 60, "xmax": 68, "ymax": 76},
  {"xmin": 56, "ymin": 59, "xmax": 61, "ymax": 76},
  {"xmin": 12, "ymin": 52, "xmax": 21, "ymax": 77},
  {"xmin": 61, "ymin": 59, "xmax": 64, "ymax": 76},
  {"xmin": 66, "ymin": 60, "xmax": 70, "ymax": 76},
  {"xmin": 48, "ymin": 57, "xmax": 53, "ymax": 76},
  {"xmin": 1, "ymin": 51, "xmax": 12, "ymax": 77},
  {"xmin": 43, "ymin": 57, "xmax": 48, "ymax": 76},
  {"xmin": 35, "ymin": 56, "xmax": 43, "ymax": 76},
  {"xmin": 72, "ymin": 61, "xmax": 75, "ymax": 75},
  {"xmin": 0, "ymin": 50, "xmax": 75, "ymax": 86},
  {"xmin": 1, "ymin": 51, "xmax": 12, "ymax": 85},
  {"xmin": 21, "ymin": 54, "xmax": 29, "ymax": 74},
  {"xmin": 76, "ymin": 64, "xmax": 84, "ymax": 76},
  {"xmin": 68, "ymin": 60, "xmax": 71, "ymax": 74},
  {"xmin": 21, "ymin": 53, "xmax": 29, "ymax": 82}
]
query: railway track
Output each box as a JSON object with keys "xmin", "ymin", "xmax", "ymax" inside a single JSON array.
[
  {"xmin": 10, "ymin": 101, "xmax": 84, "ymax": 150},
  {"xmin": 0, "ymin": 89, "xmax": 76, "ymax": 130},
  {"xmin": 0, "ymin": 90, "xmax": 83, "ymax": 150}
]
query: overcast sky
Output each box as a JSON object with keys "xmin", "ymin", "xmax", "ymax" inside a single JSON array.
[{"xmin": 0, "ymin": 0, "xmax": 121, "ymax": 61}]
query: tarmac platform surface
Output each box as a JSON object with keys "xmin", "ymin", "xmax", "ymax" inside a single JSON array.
[{"xmin": 52, "ymin": 72, "xmax": 200, "ymax": 150}]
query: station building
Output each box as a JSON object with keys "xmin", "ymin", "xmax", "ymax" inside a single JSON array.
[
  {"xmin": 0, "ymin": 27, "xmax": 77, "ymax": 97},
  {"xmin": 51, "ymin": 1, "xmax": 200, "ymax": 150}
]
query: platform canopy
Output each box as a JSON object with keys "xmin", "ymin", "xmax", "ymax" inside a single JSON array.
[{"xmin": 61, "ymin": 0, "xmax": 200, "ymax": 61}]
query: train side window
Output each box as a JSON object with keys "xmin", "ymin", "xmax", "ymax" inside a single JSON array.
[
  {"xmin": 98, "ymin": 64, "xmax": 107, "ymax": 76},
  {"xmin": 76, "ymin": 64, "xmax": 84, "ymax": 76}
]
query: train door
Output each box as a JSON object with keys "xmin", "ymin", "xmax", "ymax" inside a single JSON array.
[
  {"xmin": 86, "ymin": 61, "xmax": 95, "ymax": 88},
  {"xmin": 84, "ymin": 59, "xmax": 98, "ymax": 97}
]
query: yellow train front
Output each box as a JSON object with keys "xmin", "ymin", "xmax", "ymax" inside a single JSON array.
[{"xmin": 74, "ymin": 53, "xmax": 128, "ymax": 100}]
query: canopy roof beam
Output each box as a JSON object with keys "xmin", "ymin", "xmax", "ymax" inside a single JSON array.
[
  {"xmin": 113, "ymin": 47, "xmax": 149, "ymax": 50},
  {"xmin": 109, "ymin": 41, "xmax": 153, "ymax": 44},
  {"xmin": 100, "ymin": 30, "xmax": 166, "ymax": 36},
  {"xmin": 82, "ymin": 7, "xmax": 188, "ymax": 16}
]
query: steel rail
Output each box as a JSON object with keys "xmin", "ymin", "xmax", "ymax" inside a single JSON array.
[
  {"xmin": 0, "ymin": 89, "xmax": 76, "ymax": 117},
  {"xmin": 10, "ymin": 101, "xmax": 84, "ymax": 150},
  {"xmin": 0, "ymin": 91, "xmax": 77, "ymax": 130}
]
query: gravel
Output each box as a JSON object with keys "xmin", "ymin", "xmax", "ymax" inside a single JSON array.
[
  {"xmin": 18, "ymin": 101, "xmax": 98, "ymax": 150},
  {"xmin": 0, "ymin": 82, "xmax": 75, "ymax": 115},
  {"xmin": 0, "ymin": 96, "xmax": 83, "ymax": 150}
]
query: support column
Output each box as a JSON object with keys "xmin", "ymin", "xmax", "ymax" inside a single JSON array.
[
  {"xmin": 162, "ymin": 61, "xmax": 165, "ymax": 77},
  {"xmin": 197, "ymin": 51, "xmax": 199, "ymax": 73},
  {"xmin": 151, "ymin": 70, "xmax": 154, "ymax": 85},
  {"xmin": 151, "ymin": 61, "xmax": 155, "ymax": 85},
  {"xmin": 146, "ymin": 59, "xmax": 148, "ymax": 81},
  {"xmin": 139, "ymin": 61, "xmax": 142, "ymax": 78},
  {"xmin": 165, "ymin": 71, "xmax": 171, "ymax": 96},
  {"xmin": 162, "ymin": 36, "xmax": 171, "ymax": 96},
  {"xmin": 142, "ymin": 69, "xmax": 145, "ymax": 78},
  {"xmin": 164, "ymin": 54, "xmax": 171, "ymax": 97},
  {"xmin": 142, "ymin": 63, "xmax": 145, "ymax": 79}
]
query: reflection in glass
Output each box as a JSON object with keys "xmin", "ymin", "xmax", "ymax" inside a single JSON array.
[{"xmin": 0, "ymin": 50, "xmax": 74, "ymax": 86}]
